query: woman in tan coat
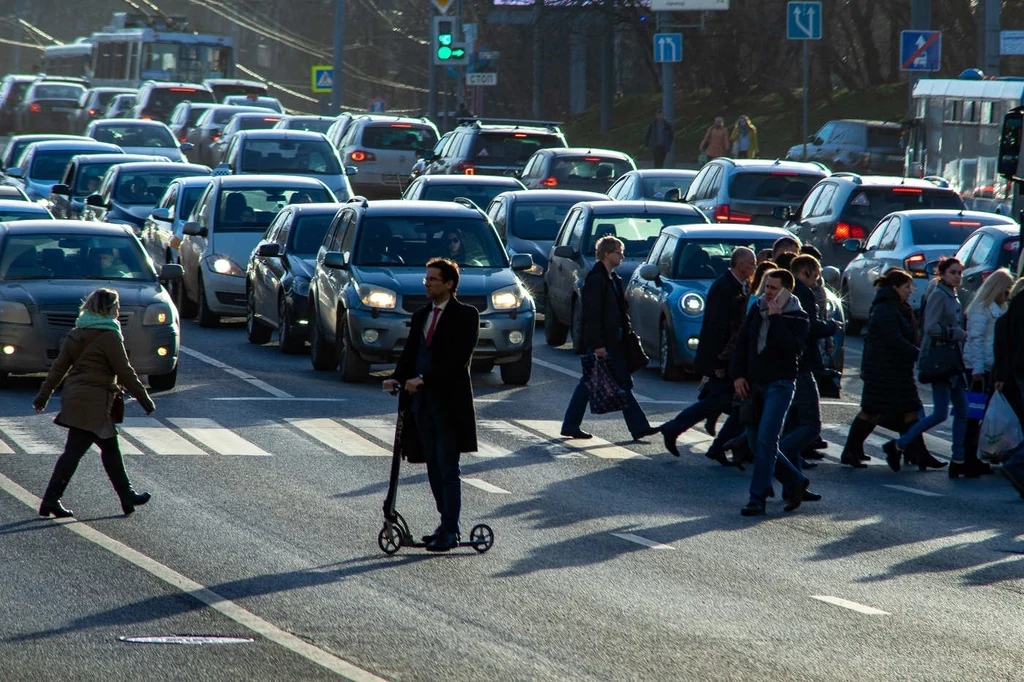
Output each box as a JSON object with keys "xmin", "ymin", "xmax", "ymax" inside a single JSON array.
[{"xmin": 34, "ymin": 288, "xmax": 156, "ymax": 518}]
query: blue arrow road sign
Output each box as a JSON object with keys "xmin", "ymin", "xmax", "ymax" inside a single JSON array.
[
  {"xmin": 787, "ymin": 2, "xmax": 822, "ymax": 40},
  {"xmin": 900, "ymin": 30, "xmax": 942, "ymax": 71},
  {"xmin": 654, "ymin": 33, "xmax": 682, "ymax": 63}
]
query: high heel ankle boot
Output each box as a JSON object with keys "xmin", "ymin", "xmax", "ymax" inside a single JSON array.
[
  {"xmin": 911, "ymin": 438, "xmax": 946, "ymax": 471},
  {"xmin": 120, "ymin": 491, "xmax": 151, "ymax": 516},
  {"xmin": 39, "ymin": 500, "xmax": 74, "ymax": 518},
  {"xmin": 841, "ymin": 417, "xmax": 875, "ymax": 468}
]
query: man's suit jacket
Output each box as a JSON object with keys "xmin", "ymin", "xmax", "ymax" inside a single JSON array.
[
  {"xmin": 692, "ymin": 270, "xmax": 748, "ymax": 377},
  {"xmin": 392, "ymin": 295, "xmax": 480, "ymax": 453}
]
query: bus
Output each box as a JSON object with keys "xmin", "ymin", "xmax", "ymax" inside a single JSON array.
[
  {"xmin": 905, "ymin": 74, "xmax": 1024, "ymax": 214},
  {"xmin": 42, "ymin": 12, "xmax": 233, "ymax": 89}
]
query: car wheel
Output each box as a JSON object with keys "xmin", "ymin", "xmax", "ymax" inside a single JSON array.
[
  {"xmin": 278, "ymin": 296, "xmax": 305, "ymax": 354},
  {"xmin": 841, "ymin": 283, "xmax": 863, "ymax": 336},
  {"xmin": 337, "ymin": 314, "xmax": 370, "ymax": 382},
  {"xmin": 500, "ymin": 348, "xmax": 532, "ymax": 385},
  {"xmin": 148, "ymin": 364, "xmax": 178, "ymax": 391},
  {"xmin": 659, "ymin": 322, "xmax": 682, "ymax": 381},
  {"xmin": 570, "ymin": 297, "xmax": 584, "ymax": 355},
  {"xmin": 544, "ymin": 293, "xmax": 569, "ymax": 346},
  {"xmin": 197, "ymin": 276, "xmax": 220, "ymax": 328},
  {"xmin": 176, "ymin": 269, "xmax": 197, "ymax": 319},
  {"xmin": 246, "ymin": 286, "xmax": 273, "ymax": 344},
  {"xmin": 309, "ymin": 304, "xmax": 338, "ymax": 370}
]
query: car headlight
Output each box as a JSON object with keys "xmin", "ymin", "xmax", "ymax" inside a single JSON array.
[
  {"xmin": 291, "ymin": 277, "xmax": 311, "ymax": 297},
  {"xmin": 491, "ymin": 285, "xmax": 523, "ymax": 310},
  {"xmin": 680, "ymin": 292, "xmax": 705, "ymax": 316},
  {"xmin": 204, "ymin": 254, "xmax": 245, "ymax": 277},
  {"xmin": 357, "ymin": 283, "xmax": 397, "ymax": 309},
  {"xmin": 143, "ymin": 302, "xmax": 173, "ymax": 326},
  {"xmin": 0, "ymin": 301, "xmax": 31, "ymax": 325}
]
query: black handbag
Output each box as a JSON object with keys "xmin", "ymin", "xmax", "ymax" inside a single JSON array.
[
  {"xmin": 622, "ymin": 330, "xmax": 650, "ymax": 374},
  {"xmin": 816, "ymin": 368, "xmax": 842, "ymax": 399},
  {"xmin": 110, "ymin": 388, "xmax": 125, "ymax": 424},
  {"xmin": 917, "ymin": 342, "xmax": 964, "ymax": 384}
]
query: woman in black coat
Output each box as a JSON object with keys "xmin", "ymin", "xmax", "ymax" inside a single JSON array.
[{"xmin": 842, "ymin": 269, "xmax": 944, "ymax": 470}]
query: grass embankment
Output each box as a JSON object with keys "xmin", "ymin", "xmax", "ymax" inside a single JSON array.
[{"xmin": 562, "ymin": 82, "xmax": 910, "ymax": 167}]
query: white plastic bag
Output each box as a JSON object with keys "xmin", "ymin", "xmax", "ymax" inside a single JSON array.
[{"xmin": 979, "ymin": 391, "xmax": 1024, "ymax": 458}]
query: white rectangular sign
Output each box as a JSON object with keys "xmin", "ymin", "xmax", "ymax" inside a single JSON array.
[
  {"xmin": 650, "ymin": 0, "xmax": 729, "ymax": 10},
  {"xmin": 466, "ymin": 72, "xmax": 497, "ymax": 87},
  {"xmin": 1001, "ymin": 30, "xmax": 1024, "ymax": 56}
]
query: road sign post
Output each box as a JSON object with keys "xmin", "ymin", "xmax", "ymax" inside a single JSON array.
[{"xmin": 786, "ymin": 3, "xmax": 821, "ymax": 161}]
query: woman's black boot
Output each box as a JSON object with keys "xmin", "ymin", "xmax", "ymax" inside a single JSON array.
[{"xmin": 841, "ymin": 417, "xmax": 874, "ymax": 468}]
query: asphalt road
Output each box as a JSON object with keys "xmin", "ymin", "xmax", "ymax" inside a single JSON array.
[{"xmin": 1, "ymin": 313, "xmax": 1023, "ymax": 681}]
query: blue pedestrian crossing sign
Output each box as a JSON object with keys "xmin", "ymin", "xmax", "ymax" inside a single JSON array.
[
  {"xmin": 311, "ymin": 65, "xmax": 333, "ymax": 94},
  {"xmin": 900, "ymin": 30, "xmax": 942, "ymax": 72},
  {"xmin": 654, "ymin": 33, "xmax": 682, "ymax": 64},
  {"xmin": 787, "ymin": 2, "xmax": 822, "ymax": 40}
]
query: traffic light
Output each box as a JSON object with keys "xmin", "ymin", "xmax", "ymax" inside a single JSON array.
[{"xmin": 433, "ymin": 16, "xmax": 467, "ymax": 65}]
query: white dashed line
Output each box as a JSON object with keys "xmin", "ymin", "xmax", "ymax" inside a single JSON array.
[
  {"xmin": 463, "ymin": 478, "xmax": 511, "ymax": 494},
  {"xmin": 883, "ymin": 484, "xmax": 944, "ymax": 497},
  {"xmin": 610, "ymin": 533, "xmax": 675, "ymax": 550},
  {"xmin": 811, "ymin": 595, "xmax": 889, "ymax": 615},
  {"xmin": 180, "ymin": 346, "xmax": 293, "ymax": 398}
]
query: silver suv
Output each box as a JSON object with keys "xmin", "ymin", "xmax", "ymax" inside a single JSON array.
[{"xmin": 336, "ymin": 115, "xmax": 439, "ymax": 198}]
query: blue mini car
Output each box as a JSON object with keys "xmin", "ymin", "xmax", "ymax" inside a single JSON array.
[{"xmin": 625, "ymin": 224, "xmax": 845, "ymax": 380}]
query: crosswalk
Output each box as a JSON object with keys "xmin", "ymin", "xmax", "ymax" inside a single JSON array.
[{"xmin": 0, "ymin": 413, "xmax": 954, "ymax": 464}]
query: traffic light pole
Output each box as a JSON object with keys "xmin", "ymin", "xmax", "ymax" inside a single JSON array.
[{"xmin": 428, "ymin": 8, "xmax": 437, "ymax": 121}]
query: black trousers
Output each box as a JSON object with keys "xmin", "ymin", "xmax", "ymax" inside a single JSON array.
[
  {"xmin": 414, "ymin": 405, "xmax": 462, "ymax": 534},
  {"xmin": 42, "ymin": 427, "xmax": 132, "ymax": 503},
  {"xmin": 651, "ymin": 146, "xmax": 668, "ymax": 169}
]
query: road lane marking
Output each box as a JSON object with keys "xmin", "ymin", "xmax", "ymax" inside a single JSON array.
[
  {"xmin": 180, "ymin": 346, "xmax": 293, "ymax": 398},
  {"xmin": 344, "ymin": 418, "xmax": 397, "ymax": 449},
  {"xmin": 810, "ymin": 595, "xmax": 889, "ymax": 615},
  {"xmin": 0, "ymin": 436, "xmax": 13, "ymax": 453},
  {"xmin": 167, "ymin": 418, "xmax": 271, "ymax": 456},
  {"xmin": 883, "ymin": 484, "xmax": 944, "ymax": 497},
  {"xmin": 286, "ymin": 418, "xmax": 390, "ymax": 457},
  {"xmin": 209, "ymin": 397, "xmax": 348, "ymax": 402},
  {"xmin": 610, "ymin": 533, "xmax": 675, "ymax": 550},
  {"xmin": 120, "ymin": 418, "xmax": 207, "ymax": 455},
  {"xmin": 0, "ymin": 417, "xmax": 62, "ymax": 454},
  {"xmin": 0, "ymin": 472, "xmax": 386, "ymax": 682},
  {"xmin": 463, "ymin": 478, "xmax": 510, "ymax": 494},
  {"xmin": 532, "ymin": 357, "xmax": 580, "ymax": 379},
  {"xmin": 515, "ymin": 420, "xmax": 644, "ymax": 460}
]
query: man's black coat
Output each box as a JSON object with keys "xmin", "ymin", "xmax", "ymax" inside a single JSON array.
[{"xmin": 693, "ymin": 270, "xmax": 748, "ymax": 377}]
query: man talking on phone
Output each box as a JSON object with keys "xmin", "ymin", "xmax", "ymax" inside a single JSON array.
[{"xmin": 383, "ymin": 258, "xmax": 480, "ymax": 551}]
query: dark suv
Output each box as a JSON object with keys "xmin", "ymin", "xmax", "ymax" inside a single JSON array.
[
  {"xmin": 684, "ymin": 158, "xmax": 829, "ymax": 226},
  {"xmin": 421, "ymin": 118, "xmax": 567, "ymax": 177},
  {"xmin": 785, "ymin": 119, "xmax": 905, "ymax": 175},
  {"xmin": 785, "ymin": 174, "xmax": 965, "ymax": 269},
  {"xmin": 132, "ymin": 82, "xmax": 215, "ymax": 123}
]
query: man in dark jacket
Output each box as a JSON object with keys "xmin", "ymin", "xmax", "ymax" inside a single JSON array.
[
  {"xmin": 561, "ymin": 236, "xmax": 655, "ymax": 440},
  {"xmin": 384, "ymin": 258, "xmax": 479, "ymax": 552},
  {"xmin": 659, "ymin": 247, "xmax": 756, "ymax": 462},
  {"xmin": 644, "ymin": 110, "xmax": 674, "ymax": 169},
  {"xmin": 731, "ymin": 269, "xmax": 816, "ymax": 516}
]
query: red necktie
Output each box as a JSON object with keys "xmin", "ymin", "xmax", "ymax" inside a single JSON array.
[{"xmin": 425, "ymin": 306, "xmax": 441, "ymax": 346}]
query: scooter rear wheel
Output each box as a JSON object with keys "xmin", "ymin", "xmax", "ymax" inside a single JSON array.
[{"xmin": 469, "ymin": 524, "xmax": 494, "ymax": 553}]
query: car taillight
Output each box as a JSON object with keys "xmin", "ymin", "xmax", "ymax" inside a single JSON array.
[
  {"xmin": 349, "ymin": 150, "xmax": 376, "ymax": 162},
  {"xmin": 88, "ymin": 108, "xmax": 97, "ymax": 116},
  {"xmin": 211, "ymin": 132, "xmax": 220, "ymax": 141},
  {"xmin": 833, "ymin": 222, "xmax": 865, "ymax": 242},
  {"xmin": 541, "ymin": 176, "xmax": 558, "ymax": 187},
  {"xmin": 454, "ymin": 161, "xmax": 474, "ymax": 174},
  {"xmin": 714, "ymin": 205, "xmax": 751, "ymax": 222},
  {"xmin": 28, "ymin": 102, "xmax": 41, "ymax": 113},
  {"xmin": 904, "ymin": 253, "xmax": 927, "ymax": 276}
]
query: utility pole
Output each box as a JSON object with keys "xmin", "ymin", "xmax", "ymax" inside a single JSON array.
[
  {"xmin": 907, "ymin": 0, "xmax": 930, "ymax": 120},
  {"xmin": 456, "ymin": 0, "xmax": 465, "ymax": 110},
  {"xmin": 427, "ymin": 7, "xmax": 437, "ymax": 120},
  {"xmin": 657, "ymin": 12, "xmax": 674, "ymax": 167},
  {"xmin": 980, "ymin": 0, "xmax": 1000, "ymax": 77},
  {"xmin": 330, "ymin": 0, "xmax": 345, "ymax": 115},
  {"xmin": 600, "ymin": 0, "xmax": 614, "ymax": 133},
  {"xmin": 532, "ymin": 0, "xmax": 543, "ymax": 119}
]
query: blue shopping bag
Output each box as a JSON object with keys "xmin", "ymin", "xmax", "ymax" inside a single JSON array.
[{"xmin": 966, "ymin": 391, "xmax": 988, "ymax": 420}]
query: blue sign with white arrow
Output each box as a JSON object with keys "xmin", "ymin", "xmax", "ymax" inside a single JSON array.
[
  {"xmin": 654, "ymin": 33, "xmax": 682, "ymax": 63},
  {"xmin": 787, "ymin": 2, "xmax": 822, "ymax": 40},
  {"xmin": 900, "ymin": 30, "xmax": 942, "ymax": 71}
]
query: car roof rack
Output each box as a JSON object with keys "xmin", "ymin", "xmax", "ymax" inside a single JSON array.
[
  {"xmin": 459, "ymin": 117, "xmax": 563, "ymax": 130},
  {"xmin": 346, "ymin": 196, "xmax": 369, "ymax": 207},
  {"xmin": 831, "ymin": 172, "xmax": 862, "ymax": 184}
]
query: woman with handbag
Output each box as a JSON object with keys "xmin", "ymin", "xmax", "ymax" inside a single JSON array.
[
  {"xmin": 883, "ymin": 258, "xmax": 981, "ymax": 477},
  {"xmin": 34, "ymin": 288, "xmax": 156, "ymax": 518},
  {"xmin": 963, "ymin": 269, "xmax": 1013, "ymax": 462}
]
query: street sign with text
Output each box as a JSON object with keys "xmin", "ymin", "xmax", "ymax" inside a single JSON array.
[
  {"xmin": 650, "ymin": 0, "xmax": 729, "ymax": 10},
  {"xmin": 466, "ymin": 72, "xmax": 497, "ymax": 87}
]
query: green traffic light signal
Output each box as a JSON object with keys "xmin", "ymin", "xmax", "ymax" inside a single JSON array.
[
  {"xmin": 437, "ymin": 45, "xmax": 452, "ymax": 60},
  {"xmin": 439, "ymin": 33, "xmax": 452, "ymax": 47}
]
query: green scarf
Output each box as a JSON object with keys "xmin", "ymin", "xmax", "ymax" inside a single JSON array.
[{"xmin": 75, "ymin": 311, "xmax": 122, "ymax": 338}]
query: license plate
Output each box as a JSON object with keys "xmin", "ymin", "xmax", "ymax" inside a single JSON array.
[{"xmin": 53, "ymin": 107, "xmax": 73, "ymax": 113}]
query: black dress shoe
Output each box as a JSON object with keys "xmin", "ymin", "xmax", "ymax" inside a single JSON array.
[
  {"xmin": 740, "ymin": 502, "xmax": 766, "ymax": 517},
  {"xmin": 704, "ymin": 417, "xmax": 717, "ymax": 436},
  {"xmin": 632, "ymin": 426, "xmax": 660, "ymax": 441},
  {"xmin": 560, "ymin": 428, "xmax": 593, "ymax": 439},
  {"xmin": 801, "ymin": 489, "xmax": 822, "ymax": 502},
  {"xmin": 663, "ymin": 430, "xmax": 681, "ymax": 457},
  {"xmin": 421, "ymin": 525, "xmax": 442, "ymax": 544},
  {"xmin": 811, "ymin": 437, "xmax": 828, "ymax": 450},
  {"xmin": 39, "ymin": 500, "xmax": 74, "ymax": 518},
  {"xmin": 784, "ymin": 479, "xmax": 810, "ymax": 512},
  {"xmin": 801, "ymin": 458, "xmax": 818, "ymax": 469},
  {"xmin": 425, "ymin": 532, "xmax": 460, "ymax": 552},
  {"xmin": 120, "ymin": 491, "xmax": 151, "ymax": 516},
  {"xmin": 803, "ymin": 449, "xmax": 826, "ymax": 460}
]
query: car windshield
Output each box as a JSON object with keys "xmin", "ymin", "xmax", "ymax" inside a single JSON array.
[
  {"xmin": 286, "ymin": 118, "xmax": 333, "ymax": 133},
  {"xmin": 642, "ymin": 175, "xmax": 696, "ymax": 199},
  {"xmin": 75, "ymin": 162, "xmax": 120, "ymax": 195},
  {"xmin": 116, "ymin": 169, "xmax": 209, "ymax": 205},
  {"xmin": 421, "ymin": 183, "xmax": 515, "ymax": 207},
  {"xmin": 0, "ymin": 233, "xmax": 154, "ymax": 281},
  {"xmin": 30, "ymin": 151, "xmax": 81, "ymax": 181},
  {"xmin": 728, "ymin": 172, "xmax": 824, "ymax": 202},
  {"xmin": 840, "ymin": 188, "xmax": 964, "ymax": 228},
  {"xmin": 550, "ymin": 156, "xmax": 633, "ymax": 187},
  {"xmin": 93, "ymin": 124, "xmax": 175, "ymax": 148},
  {"xmin": 34, "ymin": 84, "xmax": 85, "ymax": 100},
  {"xmin": 470, "ymin": 132, "xmax": 563, "ymax": 166},
  {"xmin": 361, "ymin": 124, "xmax": 437, "ymax": 151},
  {"xmin": 95, "ymin": 90, "xmax": 130, "ymax": 108},
  {"xmin": 0, "ymin": 207, "xmax": 50, "ymax": 221},
  {"xmin": 511, "ymin": 202, "xmax": 577, "ymax": 240},
  {"xmin": 240, "ymin": 139, "xmax": 341, "ymax": 174},
  {"xmin": 354, "ymin": 216, "xmax": 506, "ymax": 268},
  {"xmin": 908, "ymin": 218, "xmax": 1000, "ymax": 245},
  {"xmin": 586, "ymin": 212, "xmax": 706, "ymax": 258},
  {"xmin": 186, "ymin": 106, "xmax": 210, "ymax": 126},
  {"xmin": 147, "ymin": 88, "xmax": 214, "ymax": 113},
  {"xmin": 289, "ymin": 214, "xmax": 334, "ymax": 255},
  {"xmin": 671, "ymin": 239, "xmax": 778, "ymax": 279},
  {"xmin": 217, "ymin": 186, "xmax": 333, "ymax": 232}
]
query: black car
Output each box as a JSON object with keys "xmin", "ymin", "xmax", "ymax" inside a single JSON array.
[
  {"xmin": 519, "ymin": 147, "xmax": 637, "ymax": 192},
  {"xmin": 15, "ymin": 80, "xmax": 88, "ymax": 134},
  {"xmin": 421, "ymin": 118, "xmax": 567, "ymax": 177},
  {"xmin": 48, "ymin": 153, "xmax": 165, "ymax": 220},
  {"xmin": 401, "ymin": 174, "xmax": 525, "ymax": 206},
  {"xmin": 185, "ymin": 105, "xmax": 269, "ymax": 167},
  {"xmin": 543, "ymin": 200, "xmax": 711, "ymax": 352},
  {"xmin": 954, "ymin": 223, "xmax": 1023, "ymax": 309},
  {"xmin": 0, "ymin": 74, "xmax": 41, "ymax": 134},
  {"xmin": 83, "ymin": 161, "xmax": 212, "ymax": 233},
  {"xmin": 167, "ymin": 101, "xmax": 218, "ymax": 145},
  {"xmin": 132, "ymin": 82, "xmax": 215, "ymax": 124},
  {"xmin": 485, "ymin": 189, "xmax": 610, "ymax": 310},
  {"xmin": 246, "ymin": 203, "xmax": 339, "ymax": 353},
  {"xmin": 786, "ymin": 119, "xmax": 905, "ymax": 175},
  {"xmin": 75, "ymin": 87, "xmax": 136, "ymax": 133}
]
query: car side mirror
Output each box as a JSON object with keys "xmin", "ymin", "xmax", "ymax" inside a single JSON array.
[
  {"xmin": 50, "ymin": 183, "xmax": 70, "ymax": 196},
  {"xmin": 638, "ymin": 263, "xmax": 661, "ymax": 283},
  {"xmin": 553, "ymin": 245, "xmax": 576, "ymax": 259},
  {"xmin": 85, "ymin": 193, "xmax": 107, "ymax": 207},
  {"xmin": 322, "ymin": 251, "xmax": 348, "ymax": 269},
  {"xmin": 183, "ymin": 221, "xmax": 207, "ymax": 237},
  {"xmin": 510, "ymin": 253, "xmax": 533, "ymax": 271},
  {"xmin": 180, "ymin": 142, "xmax": 195, "ymax": 152},
  {"xmin": 159, "ymin": 263, "xmax": 184, "ymax": 280},
  {"xmin": 6, "ymin": 167, "xmax": 23, "ymax": 179},
  {"xmin": 813, "ymin": 136, "xmax": 824, "ymax": 146},
  {"xmin": 257, "ymin": 242, "xmax": 281, "ymax": 258},
  {"xmin": 842, "ymin": 238, "xmax": 864, "ymax": 253},
  {"xmin": 150, "ymin": 207, "xmax": 171, "ymax": 222},
  {"xmin": 663, "ymin": 187, "xmax": 681, "ymax": 202},
  {"xmin": 345, "ymin": 165, "xmax": 358, "ymax": 176}
]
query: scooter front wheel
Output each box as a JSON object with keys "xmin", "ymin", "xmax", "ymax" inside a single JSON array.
[{"xmin": 378, "ymin": 525, "xmax": 402, "ymax": 554}]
